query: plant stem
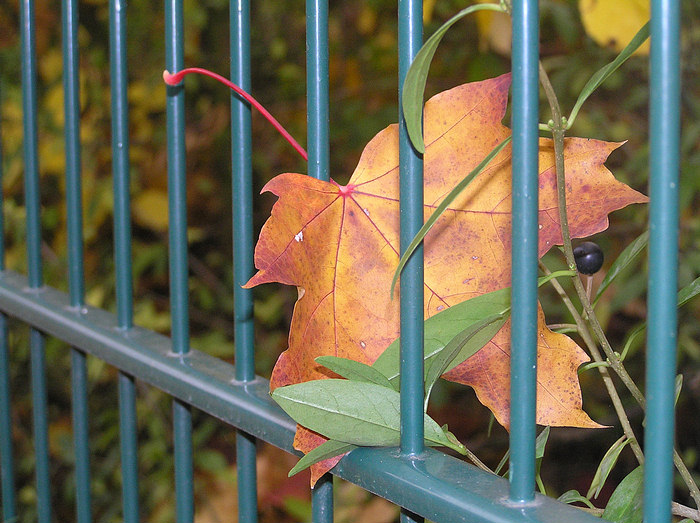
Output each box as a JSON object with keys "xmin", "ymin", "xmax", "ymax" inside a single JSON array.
[
  {"xmin": 539, "ymin": 262, "xmax": 645, "ymax": 464},
  {"xmin": 537, "ymin": 62, "xmax": 700, "ymax": 511}
]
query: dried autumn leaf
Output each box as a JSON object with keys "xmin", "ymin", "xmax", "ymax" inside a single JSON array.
[{"xmin": 246, "ymin": 73, "xmax": 647, "ymax": 484}]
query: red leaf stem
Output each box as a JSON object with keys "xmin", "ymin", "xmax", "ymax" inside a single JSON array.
[{"xmin": 163, "ymin": 68, "xmax": 308, "ymax": 161}]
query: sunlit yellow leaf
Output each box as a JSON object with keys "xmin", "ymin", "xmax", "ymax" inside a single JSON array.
[
  {"xmin": 133, "ymin": 189, "xmax": 169, "ymax": 232},
  {"xmin": 579, "ymin": 0, "xmax": 650, "ymax": 55},
  {"xmin": 474, "ymin": 0, "xmax": 511, "ymax": 55}
]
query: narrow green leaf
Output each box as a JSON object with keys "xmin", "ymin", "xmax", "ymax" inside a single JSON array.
[
  {"xmin": 288, "ymin": 439, "xmax": 357, "ymax": 477},
  {"xmin": 602, "ymin": 466, "xmax": 644, "ymax": 523},
  {"xmin": 271, "ymin": 379, "xmax": 466, "ymax": 453},
  {"xmin": 374, "ymin": 287, "xmax": 512, "ymax": 385},
  {"xmin": 619, "ymin": 324, "xmax": 646, "ymax": 361},
  {"xmin": 558, "ymin": 490, "xmax": 597, "ymax": 510},
  {"xmin": 567, "ymin": 22, "xmax": 650, "ymax": 129},
  {"xmin": 315, "ymin": 355, "xmax": 394, "ymax": 389},
  {"xmin": 490, "ymin": 426, "xmax": 550, "ymax": 478},
  {"xmin": 594, "ymin": 230, "xmax": 648, "ymax": 306},
  {"xmin": 618, "ymin": 279, "xmax": 699, "ymax": 361},
  {"xmin": 380, "ymin": 271, "xmax": 573, "ymax": 388},
  {"xmin": 390, "ymin": 136, "xmax": 512, "ymax": 295},
  {"xmin": 402, "ymin": 2, "xmax": 506, "ymax": 152},
  {"xmin": 424, "ymin": 313, "xmax": 508, "ymax": 404},
  {"xmin": 677, "ymin": 276, "xmax": 700, "ymax": 308},
  {"xmin": 538, "ymin": 269, "xmax": 577, "ymax": 288},
  {"xmin": 587, "ymin": 436, "xmax": 630, "ymax": 499},
  {"xmin": 675, "ymin": 374, "xmax": 683, "ymax": 407},
  {"xmin": 535, "ymin": 426, "xmax": 550, "ymax": 460}
]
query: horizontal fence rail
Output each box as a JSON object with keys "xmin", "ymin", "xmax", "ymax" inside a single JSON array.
[
  {"xmin": 0, "ymin": 0, "xmax": 683, "ymax": 522},
  {"xmin": 0, "ymin": 269, "xmax": 602, "ymax": 523}
]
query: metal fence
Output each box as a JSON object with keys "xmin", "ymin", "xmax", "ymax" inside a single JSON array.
[{"xmin": 0, "ymin": 0, "xmax": 682, "ymax": 522}]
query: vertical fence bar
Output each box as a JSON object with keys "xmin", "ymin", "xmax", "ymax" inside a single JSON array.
[
  {"xmin": 397, "ymin": 0, "xmax": 423, "ymax": 456},
  {"xmin": 0, "ymin": 114, "xmax": 17, "ymax": 521},
  {"xmin": 62, "ymin": 0, "xmax": 93, "ymax": 519},
  {"xmin": 0, "ymin": 314, "xmax": 14, "ymax": 522},
  {"xmin": 645, "ymin": 2, "xmax": 681, "ymax": 523},
  {"xmin": 306, "ymin": 0, "xmax": 330, "ymax": 182},
  {"xmin": 509, "ymin": 0, "xmax": 540, "ymax": 504},
  {"xmin": 165, "ymin": 0, "xmax": 194, "ymax": 521},
  {"xmin": 398, "ymin": 2, "xmax": 423, "ymax": 522},
  {"xmin": 305, "ymin": 1, "xmax": 334, "ymax": 520},
  {"xmin": 108, "ymin": 0, "xmax": 140, "ymax": 519},
  {"xmin": 20, "ymin": 0, "xmax": 52, "ymax": 521},
  {"xmin": 230, "ymin": 0, "xmax": 259, "ymax": 521}
]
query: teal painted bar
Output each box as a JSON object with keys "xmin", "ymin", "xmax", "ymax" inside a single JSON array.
[
  {"xmin": 0, "ymin": 269, "xmax": 604, "ymax": 523},
  {"xmin": 230, "ymin": 1, "xmax": 259, "ymax": 520},
  {"xmin": 236, "ymin": 432, "xmax": 258, "ymax": 520},
  {"xmin": 305, "ymin": 2, "xmax": 334, "ymax": 520},
  {"xmin": 109, "ymin": 0, "xmax": 140, "ymax": 519},
  {"xmin": 20, "ymin": 0, "xmax": 42, "ymax": 290},
  {"xmin": 165, "ymin": 0, "xmax": 194, "ymax": 521},
  {"xmin": 397, "ymin": 0, "xmax": 424, "ymax": 459},
  {"xmin": 173, "ymin": 400, "xmax": 194, "ymax": 523},
  {"xmin": 62, "ymin": 0, "xmax": 85, "ymax": 308},
  {"xmin": 230, "ymin": 0, "xmax": 255, "ymax": 383},
  {"xmin": 165, "ymin": 0, "xmax": 190, "ymax": 357},
  {"xmin": 61, "ymin": 0, "xmax": 93, "ymax": 518},
  {"xmin": 21, "ymin": 0, "xmax": 52, "ymax": 520},
  {"xmin": 645, "ymin": 2, "xmax": 681, "ymax": 523},
  {"xmin": 109, "ymin": 0, "xmax": 134, "ymax": 332},
  {"xmin": 0, "ymin": 88, "xmax": 16, "ymax": 523},
  {"xmin": 312, "ymin": 474, "xmax": 333, "ymax": 523},
  {"xmin": 0, "ymin": 314, "xmax": 16, "ymax": 521},
  {"xmin": 306, "ymin": 0, "xmax": 330, "ymax": 182},
  {"xmin": 509, "ymin": 0, "xmax": 540, "ymax": 503},
  {"xmin": 118, "ymin": 372, "xmax": 140, "ymax": 523},
  {"xmin": 30, "ymin": 329, "xmax": 51, "ymax": 523},
  {"xmin": 71, "ymin": 349, "xmax": 92, "ymax": 523}
]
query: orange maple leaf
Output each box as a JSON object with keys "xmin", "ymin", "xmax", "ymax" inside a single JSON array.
[{"xmin": 245, "ymin": 73, "xmax": 647, "ymax": 484}]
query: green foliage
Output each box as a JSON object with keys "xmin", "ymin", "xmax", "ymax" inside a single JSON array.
[
  {"xmin": 271, "ymin": 379, "xmax": 466, "ymax": 452},
  {"xmin": 602, "ymin": 466, "xmax": 644, "ymax": 523}
]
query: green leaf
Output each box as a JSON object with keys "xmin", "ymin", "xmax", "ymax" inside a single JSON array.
[
  {"xmin": 424, "ymin": 313, "xmax": 508, "ymax": 403},
  {"xmin": 315, "ymin": 356, "xmax": 395, "ymax": 389},
  {"xmin": 567, "ymin": 21, "xmax": 650, "ymax": 129},
  {"xmin": 587, "ymin": 436, "xmax": 630, "ymax": 499},
  {"xmin": 619, "ymin": 323, "xmax": 646, "ymax": 361},
  {"xmin": 379, "ymin": 271, "xmax": 574, "ymax": 389},
  {"xmin": 390, "ymin": 136, "xmax": 512, "ymax": 295},
  {"xmin": 535, "ymin": 426, "xmax": 550, "ymax": 460},
  {"xmin": 288, "ymin": 439, "xmax": 357, "ymax": 477},
  {"xmin": 558, "ymin": 490, "xmax": 597, "ymax": 510},
  {"xmin": 593, "ymin": 230, "xmax": 648, "ymax": 306},
  {"xmin": 493, "ymin": 427, "xmax": 550, "ymax": 479},
  {"xmin": 618, "ymin": 278, "xmax": 699, "ymax": 360},
  {"xmin": 374, "ymin": 286, "xmax": 512, "ymax": 385},
  {"xmin": 675, "ymin": 374, "xmax": 683, "ymax": 407},
  {"xmin": 602, "ymin": 466, "xmax": 644, "ymax": 523},
  {"xmin": 402, "ymin": 2, "xmax": 506, "ymax": 153},
  {"xmin": 677, "ymin": 276, "xmax": 700, "ymax": 308},
  {"xmin": 271, "ymin": 379, "xmax": 466, "ymax": 454}
]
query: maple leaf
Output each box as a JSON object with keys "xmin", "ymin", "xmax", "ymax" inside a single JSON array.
[{"xmin": 245, "ymin": 73, "xmax": 647, "ymax": 483}]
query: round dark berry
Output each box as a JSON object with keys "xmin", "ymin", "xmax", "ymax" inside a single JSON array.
[{"xmin": 574, "ymin": 241, "xmax": 604, "ymax": 275}]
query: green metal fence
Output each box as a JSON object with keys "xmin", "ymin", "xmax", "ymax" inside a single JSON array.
[{"xmin": 0, "ymin": 0, "xmax": 682, "ymax": 522}]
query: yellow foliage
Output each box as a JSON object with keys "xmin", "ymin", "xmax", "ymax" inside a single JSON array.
[
  {"xmin": 474, "ymin": 0, "xmax": 511, "ymax": 55},
  {"xmin": 39, "ymin": 49, "xmax": 64, "ymax": 83},
  {"xmin": 133, "ymin": 188, "xmax": 169, "ymax": 232},
  {"xmin": 579, "ymin": 0, "xmax": 650, "ymax": 55}
]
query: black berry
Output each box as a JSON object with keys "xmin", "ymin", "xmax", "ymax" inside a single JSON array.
[{"xmin": 574, "ymin": 241, "xmax": 604, "ymax": 275}]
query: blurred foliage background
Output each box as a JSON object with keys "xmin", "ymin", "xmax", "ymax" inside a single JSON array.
[{"xmin": 0, "ymin": 0, "xmax": 698, "ymax": 521}]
